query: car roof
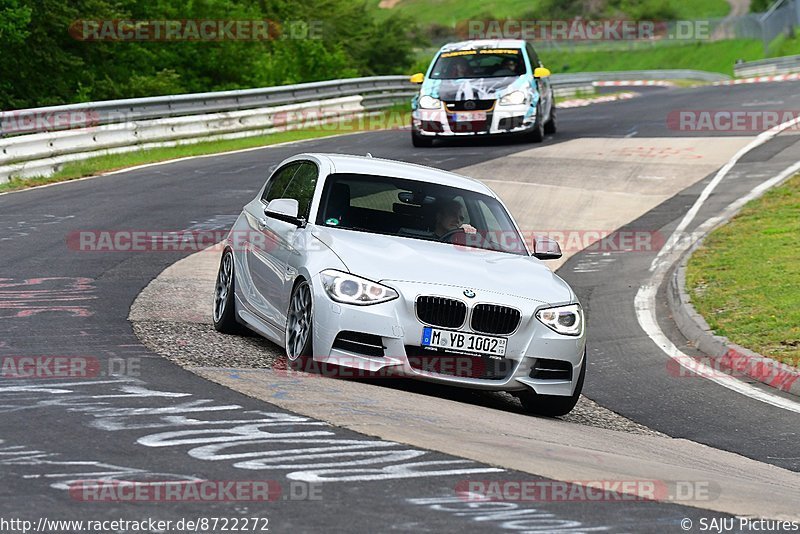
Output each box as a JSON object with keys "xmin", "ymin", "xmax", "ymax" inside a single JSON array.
[
  {"xmin": 301, "ymin": 153, "xmax": 495, "ymax": 196},
  {"xmin": 438, "ymin": 39, "xmax": 528, "ymax": 53}
]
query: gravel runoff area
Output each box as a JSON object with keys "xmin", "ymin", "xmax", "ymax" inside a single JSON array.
[{"xmin": 132, "ymin": 318, "xmax": 666, "ymax": 437}]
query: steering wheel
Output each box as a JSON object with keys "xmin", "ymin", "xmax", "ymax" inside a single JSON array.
[{"xmin": 438, "ymin": 227, "xmax": 466, "ymax": 242}]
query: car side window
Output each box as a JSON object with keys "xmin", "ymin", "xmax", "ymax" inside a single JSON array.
[
  {"xmin": 477, "ymin": 199, "xmax": 527, "ymax": 254},
  {"xmin": 262, "ymin": 163, "xmax": 300, "ymax": 204},
  {"xmin": 281, "ymin": 162, "xmax": 319, "ymax": 219},
  {"xmin": 525, "ymin": 43, "xmax": 540, "ymax": 68},
  {"xmin": 451, "ymin": 196, "xmax": 470, "ymax": 225},
  {"xmin": 477, "ymin": 199, "xmax": 502, "ymax": 232}
]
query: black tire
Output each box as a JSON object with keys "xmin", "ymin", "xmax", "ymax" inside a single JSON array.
[
  {"xmin": 285, "ymin": 279, "xmax": 314, "ymax": 365},
  {"xmin": 544, "ymin": 104, "xmax": 557, "ymax": 135},
  {"xmin": 518, "ymin": 353, "xmax": 586, "ymax": 417},
  {"xmin": 527, "ymin": 105, "xmax": 545, "ymax": 143},
  {"xmin": 213, "ymin": 249, "xmax": 246, "ymax": 335},
  {"xmin": 412, "ymin": 130, "xmax": 435, "ymax": 147}
]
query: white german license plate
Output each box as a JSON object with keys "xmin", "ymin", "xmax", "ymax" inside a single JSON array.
[
  {"xmin": 421, "ymin": 327, "xmax": 506, "ymax": 356},
  {"xmin": 454, "ymin": 112, "xmax": 486, "ymax": 122}
]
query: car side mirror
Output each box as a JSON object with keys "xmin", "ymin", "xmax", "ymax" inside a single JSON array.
[
  {"xmin": 409, "ymin": 72, "xmax": 424, "ymax": 84},
  {"xmin": 532, "ymin": 235, "xmax": 562, "ymax": 260},
  {"xmin": 265, "ymin": 198, "xmax": 305, "ymax": 227},
  {"xmin": 533, "ymin": 67, "xmax": 551, "ymax": 78}
]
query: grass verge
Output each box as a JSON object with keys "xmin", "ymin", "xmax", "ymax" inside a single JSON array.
[
  {"xmin": 411, "ymin": 34, "xmax": 800, "ymax": 77},
  {"xmin": 544, "ymin": 39, "xmax": 768, "ymax": 76},
  {"xmin": 543, "ymin": 34, "xmax": 800, "ymax": 76},
  {"xmin": 371, "ymin": 0, "xmax": 731, "ymax": 26},
  {"xmin": 686, "ymin": 173, "xmax": 800, "ymax": 368}
]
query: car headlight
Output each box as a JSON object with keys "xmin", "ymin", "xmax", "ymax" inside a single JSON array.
[
  {"xmin": 499, "ymin": 91, "xmax": 527, "ymax": 106},
  {"xmin": 320, "ymin": 270, "xmax": 398, "ymax": 306},
  {"xmin": 418, "ymin": 95, "xmax": 442, "ymax": 109},
  {"xmin": 536, "ymin": 304, "xmax": 583, "ymax": 336}
]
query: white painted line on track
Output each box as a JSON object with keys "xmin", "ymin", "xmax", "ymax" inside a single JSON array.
[
  {"xmin": 635, "ymin": 113, "xmax": 800, "ymax": 412},
  {"xmin": 652, "ymin": 114, "xmax": 800, "ymax": 274}
]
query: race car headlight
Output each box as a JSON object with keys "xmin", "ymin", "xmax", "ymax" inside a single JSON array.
[
  {"xmin": 536, "ymin": 304, "xmax": 583, "ymax": 336},
  {"xmin": 499, "ymin": 91, "xmax": 527, "ymax": 106},
  {"xmin": 418, "ymin": 95, "xmax": 442, "ymax": 109},
  {"xmin": 320, "ymin": 270, "xmax": 398, "ymax": 306}
]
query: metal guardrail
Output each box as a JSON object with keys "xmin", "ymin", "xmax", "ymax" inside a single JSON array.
[
  {"xmin": 734, "ymin": 54, "xmax": 800, "ymax": 77},
  {"xmin": 0, "ymin": 76, "xmax": 420, "ymax": 182},
  {"xmin": 0, "ymin": 69, "xmax": 731, "ymax": 183},
  {"xmin": 0, "ymin": 97, "xmax": 375, "ymax": 181},
  {"xmin": 0, "ymin": 76, "xmax": 415, "ymax": 138},
  {"xmin": 0, "ymin": 70, "xmax": 728, "ymax": 138}
]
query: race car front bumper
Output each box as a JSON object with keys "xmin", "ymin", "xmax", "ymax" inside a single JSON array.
[
  {"xmin": 309, "ymin": 275, "xmax": 585, "ymax": 396},
  {"xmin": 412, "ymin": 104, "xmax": 536, "ymax": 137}
]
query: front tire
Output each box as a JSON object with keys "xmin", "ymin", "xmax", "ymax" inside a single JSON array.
[
  {"xmin": 213, "ymin": 249, "xmax": 245, "ymax": 334},
  {"xmin": 285, "ymin": 280, "xmax": 314, "ymax": 363},
  {"xmin": 527, "ymin": 105, "xmax": 545, "ymax": 143},
  {"xmin": 518, "ymin": 354, "xmax": 586, "ymax": 417},
  {"xmin": 544, "ymin": 104, "xmax": 557, "ymax": 135},
  {"xmin": 412, "ymin": 130, "xmax": 435, "ymax": 147}
]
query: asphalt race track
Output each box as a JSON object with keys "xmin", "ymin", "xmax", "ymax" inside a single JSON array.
[{"xmin": 2, "ymin": 81, "xmax": 800, "ymax": 532}]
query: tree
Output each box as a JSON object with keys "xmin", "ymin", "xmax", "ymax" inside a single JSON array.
[{"xmin": 0, "ymin": 0, "xmax": 424, "ymax": 110}]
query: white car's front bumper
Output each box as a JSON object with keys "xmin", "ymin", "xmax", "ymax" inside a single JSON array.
[{"xmin": 309, "ymin": 274, "xmax": 585, "ymax": 396}]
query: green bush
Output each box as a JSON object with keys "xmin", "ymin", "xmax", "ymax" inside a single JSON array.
[
  {"xmin": 750, "ymin": 0, "xmax": 773, "ymax": 12},
  {"xmin": 768, "ymin": 30, "xmax": 800, "ymax": 57}
]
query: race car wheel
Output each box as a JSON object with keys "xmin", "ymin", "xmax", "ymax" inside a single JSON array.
[
  {"xmin": 412, "ymin": 130, "xmax": 435, "ymax": 148},
  {"xmin": 213, "ymin": 249, "xmax": 246, "ymax": 335},
  {"xmin": 544, "ymin": 104, "xmax": 557, "ymax": 135},
  {"xmin": 518, "ymin": 352, "xmax": 585, "ymax": 417},
  {"xmin": 285, "ymin": 279, "xmax": 314, "ymax": 363},
  {"xmin": 528, "ymin": 105, "xmax": 545, "ymax": 143}
]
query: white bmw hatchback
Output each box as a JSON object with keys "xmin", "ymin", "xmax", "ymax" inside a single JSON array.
[{"xmin": 213, "ymin": 153, "xmax": 586, "ymax": 416}]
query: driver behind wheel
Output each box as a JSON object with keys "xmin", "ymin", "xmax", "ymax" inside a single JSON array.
[{"xmin": 434, "ymin": 199, "xmax": 477, "ymax": 239}]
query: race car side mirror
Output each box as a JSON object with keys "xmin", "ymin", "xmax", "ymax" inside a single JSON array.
[
  {"xmin": 265, "ymin": 198, "xmax": 305, "ymax": 227},
  {"xmin": 533, "ymin": 67, "xmax": 551, "ymax": 78},
  {"xmin": 409, "ymin": 73, "xmax": 425, "ymax": 84},
  {"xmin": 532, "ymin": 235, "xmax": 562, "ymax": 260}
]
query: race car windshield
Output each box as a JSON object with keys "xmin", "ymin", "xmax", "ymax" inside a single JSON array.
[
  {"xmin": 429, "ymin": 49, "xmax": 525, "ymax": 79},
  {"xmin": 316, "ymin": 173, "xmax": 529, "ymax": 256}
]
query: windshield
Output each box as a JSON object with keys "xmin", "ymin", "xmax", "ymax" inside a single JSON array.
[
  {"xmin": 429, "ymin": 49, "xmax": 525, "ymax": 79},
  {"xmin": 315, "ymin": 173, "xmax": 528, "ymax": 256}
]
